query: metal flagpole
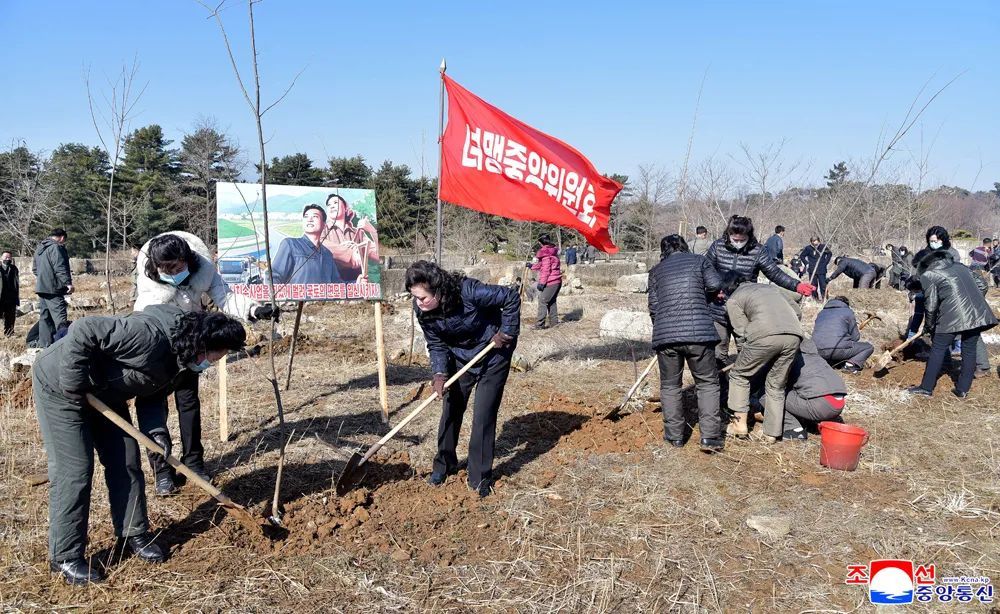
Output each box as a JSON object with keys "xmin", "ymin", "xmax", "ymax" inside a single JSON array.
[{"xmin": 435, "ymin": 58, "xmax": 447, "ymax": 264}]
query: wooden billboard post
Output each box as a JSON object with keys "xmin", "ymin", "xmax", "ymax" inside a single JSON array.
[{"xmin": 374, "ymin": 302, "xmax": 390, "ymax": 423}]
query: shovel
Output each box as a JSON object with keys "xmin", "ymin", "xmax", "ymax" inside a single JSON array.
[
  {"xmin": 335, "ymin": 341, "xmax": 497, "ymax": 496},
  {"xmin": 874, "ymin": 326, "xmax": 923, "ymax": 371},
  {"xmin": 86, "ymin": 393, "xmax": 270, "ymax": 536},
  {"xmin": 604, "ymin": 356, "xmax": 658, "ymax": 420},
  {"xmin": 858, "ymin": 313, "xmax": 881, "ymax": 330}
]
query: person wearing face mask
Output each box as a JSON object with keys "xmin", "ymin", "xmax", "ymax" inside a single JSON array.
[
  {"xmin": 405, "ymin": 260, "xmax": 520, "ymax": 498},
  {"xmin": 133, "ymin": 231, "xmax": 276, "ymax": 495},
  {"xmin": 32, "ymin": 305, "xmax": 246, "ymax": 585},
  {"xmin": 32, "ymin": 228, "xmax": 74, "ymax": 348},
  {"xmin": 0, "ymin": 250, "xmax": 20, "ymax": 336},
  {"xmin": 705, "ymin": 216, "xmax": 813, "ymax": 409}
]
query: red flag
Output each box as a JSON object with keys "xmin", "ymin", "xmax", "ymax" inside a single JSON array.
[{"xmin": 439, "ymin": 75, "xmax": 622, "ymax": 253}]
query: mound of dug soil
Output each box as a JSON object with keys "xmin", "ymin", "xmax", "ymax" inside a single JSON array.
[{"xmin": 558, "ymin": 407, "xmax": 663, "ymax": 454}]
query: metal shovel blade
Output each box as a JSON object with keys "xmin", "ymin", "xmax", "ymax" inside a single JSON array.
[{"xmin": 335, "ymin": 451, "xmax": 367, "ymax": 496}]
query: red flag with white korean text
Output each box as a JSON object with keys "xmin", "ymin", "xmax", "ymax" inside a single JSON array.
[{"xmin": 439, "ymin": 75, "xmax": 622, "ymax": 253}]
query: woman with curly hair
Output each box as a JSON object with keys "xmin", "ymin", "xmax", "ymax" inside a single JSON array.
[
  {"xmin": 32, "ymin": 305, "xmax": 246, "ymax": 585},
  {"xmin": 405, "ymin": 260, "xmax": 521, "ymax": 498}
]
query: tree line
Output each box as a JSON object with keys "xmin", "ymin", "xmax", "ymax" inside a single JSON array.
[{"xmin": 4, "ymin": 122, "xmax": 999, "ymax": 260}]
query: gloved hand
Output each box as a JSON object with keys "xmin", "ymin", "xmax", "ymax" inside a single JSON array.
[
  {"xmin": 536, "ymin": 283, "xmax": 545, "ymax": 292},
  {"xmin": 252, "ymin": 304, "xmax": 280, "ymax": 322},
  {"xmin": 490, "ymin": 331, "xmax": 514, "ymax": 349},
  {"xmin": 795, "ymin": 282, "xmax": 815, "ymax": 296},
  {"xmin": 150, "ymin": 429, "xmax": 172, "ymax": 460},
  {"xmin": 432, "ymin": 373, "xmax": 448, "ymax": 398}
]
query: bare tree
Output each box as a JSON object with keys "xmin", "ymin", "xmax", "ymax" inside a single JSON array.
[
  {"xmin": 200, "ymin": 0, "xmax": 305, "ymax": 522},
  {"xmin": 0, "ymin": 142, "xmax": 57, "ymax": 254},
  {"xmin": 86, "ymin": 59, "xmax": 147, "ymax": 313}
]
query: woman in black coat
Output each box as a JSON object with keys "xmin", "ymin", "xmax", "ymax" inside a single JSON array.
[
  {"xmin": 906, "ymin": 247, "xmax": 997, "ymax": 398},
  {"xmin": 648, "ymin": 235, "xmax": 724, "ymax": 452},
  {"xmin": 406, "ymin": 261, "xmax": 521, "ymax": 498}
]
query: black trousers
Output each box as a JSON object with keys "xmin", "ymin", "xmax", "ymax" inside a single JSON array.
[
  {"xmin": 812, "ymin": 273, "xmax": 828, "ymax": 299},
  {"xmin": 657, "ymin": 343, "xmax": 721, "ymax": 441},
  {"xmin": 1, "ymin": 304, "xmax": 15, "ymax": 336},
  {"xmin": 136, "ymin": 369, "xmax": 204, "ymax": 478},
  {"xmin": 434, "ymin": 352, "xmax": 511, "ymax": 487},
  {"xmin": 920, "ymin": 330, "xmax": 979, "ymax": 394}
]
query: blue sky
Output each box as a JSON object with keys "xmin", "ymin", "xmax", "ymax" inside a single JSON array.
[{"xmin": 2, "ymin": 1, "xmax": 997, "ymax": 191}]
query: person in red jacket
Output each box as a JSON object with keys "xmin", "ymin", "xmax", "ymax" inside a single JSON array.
[{"xmin": 530, "ymin": 234, "xmax": 562, "ymax": 329}]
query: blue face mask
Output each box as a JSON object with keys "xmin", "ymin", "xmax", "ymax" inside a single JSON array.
[
  {"xmin": 159, "ymin": 268, "xmax": 190, "ymax": 286},
  {"xmin": 187, "ymin": 358, "xmax": 212, "ymax": 373}
]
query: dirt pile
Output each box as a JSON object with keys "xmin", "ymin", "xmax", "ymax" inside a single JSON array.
[
  {"xmin": 559, "ymin": 406, "xmax": 663, "ymax": 453},
  {"xmin": 259, "ymin": 451, "xmax": 508, "ymax": 565}
]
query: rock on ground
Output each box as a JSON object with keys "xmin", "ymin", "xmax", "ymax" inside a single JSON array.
[
  {"xmin": 615, "ymin": 273, "xmax": 649, "ymax": 293},
  {"xmin": 599, "ymin": 310, "xmax": 652, "ymax": 343},
  {"xmin": 745, "ymin": 515, "xmax": 791, "ymax": 539}
]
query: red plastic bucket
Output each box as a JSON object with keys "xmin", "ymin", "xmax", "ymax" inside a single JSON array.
[{"xmin": 818, "ymin": 421, "xmax": 869, "ymax": 471}]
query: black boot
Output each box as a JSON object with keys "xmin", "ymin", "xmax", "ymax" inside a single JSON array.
[
  {"xmin": 123, "ymin": 532, "xmax": 167, "ymax": 563},
  {"xmin": 699, "ymin": 438, "xmax": 725, "ymax": 453},
  {"xmin": 147, "ymin": 451, "xmax": 179, "ymax": 496},
  {"xmin": 50, "ymin": 558, "xmax": 105, "ymax": 585},
  {"xmin": 181, "ymin": 457, "xmax": 212, "ymax": 485}
]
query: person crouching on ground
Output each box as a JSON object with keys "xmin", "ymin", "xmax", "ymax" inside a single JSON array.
[
  {"xmin": 721, "ymin": 272, "xmax": 804, "ymax": 442},
  {"xmin": 406, "ymin": 260, "xmax": 521, "ymax": 498},
  {"xmin": 812, "ymin": 296, "xmax": 874, "ymax": 373},
  {"xmin": 32, "ymin": 305, "xmax": 246, "ymax": 585},
  {"xmin": 647, "ymin": 234, "xmax": 724, "ymax": 452},
  {"xmin": 828, "ymin": 256, "xmax": 876, "ymax": 289},
  {"xmin": 906, "ymin": 247, "xmax": 997, "ymax": 398},
  {"xmin": 780, "ymin": 339, "xmax": 848, "ymax": 440},
  {"xmin": 531, "ymin": 233, "xmax": 562, "ymax": 329}
]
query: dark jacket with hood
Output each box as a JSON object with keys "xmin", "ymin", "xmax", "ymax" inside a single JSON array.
[
  {"xmin": 915, "ymin": 249, "xmax": 998, "ymax": 335},
  {"xmin": 418, "ymin": 277, "xmax": 521, "ymax": 375},
  {"xmin": 828, "ymin": 257, "xmax": 874, "ymax": 282},
  {"xmin": 32, "ymin": 304, "xmax": 193, "ymax": 433},
  {"xmin": 32, "ymin": 238, "xmax": 72, "ymax": 295},
  {"xmin": 705, "ymin": 237, "xmax": 800, "ymax": 324},
  {"xmin": 788, "ymin": 338, "xmax": 848, "ymax": 399},
  {"xmin": 812, "ymin": 299, "xmax": 861, "ymax": 353},
  {"xmin": 648, "ymin": 252, "xmax": 722, "ymax": 348}
]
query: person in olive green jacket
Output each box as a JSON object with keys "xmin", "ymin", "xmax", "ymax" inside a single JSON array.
[
  {"xmin": 32, "ymin": 305, "xmax": 246, "ymax": 585},
  {"xmin": 722, "ymin": 272, "xmax": 804, "ymax": 441}
]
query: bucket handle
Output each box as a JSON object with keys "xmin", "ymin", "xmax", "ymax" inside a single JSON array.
[{"xmin": 861, "ymin": 433, "xmax": 869, "ymax": 447}]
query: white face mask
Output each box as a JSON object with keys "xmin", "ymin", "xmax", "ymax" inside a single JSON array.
[
  {"xmin": 730, "ymin": 240, "xmax": 748, "ymax": 250},
  {"xmin": 187, "ymin": 358, "xmax": 212, "ymax": 372},
  {"xmin": 929, "ymin": 241, "xmax": 943, "ymax": 250}
]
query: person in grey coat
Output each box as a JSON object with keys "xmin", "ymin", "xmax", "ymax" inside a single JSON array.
[
  {"xmin": 648, "ymin": 235, "xmax": 724, "ymax": 452},
  {"xmin": 722, "ymin": 273, "xmax": 804, "ymax": 442},
  {"xmin": 828, "ymin": 256, "xmax": 876, "ymax": 288},
  {"xmin": 689, "ymin": 226, "xmax": 713, "ymax": 256},
  {"xmin": 812, "ymin": 296, "xmax": 874, "ymax": 372},
  {"xmin": 906, "ymin": 248, "xmax": 998, "ymax": 397},
  {"xmin": 782, "ymin": 338, "xmax": 848, "ymax": 439},
  {"xmin": 32, "ymin": 305, "xmax": 246, "ymax": 585},
  {"xmin": 32, "ymin": 228, "xmax": 74, "ymax": 347}
]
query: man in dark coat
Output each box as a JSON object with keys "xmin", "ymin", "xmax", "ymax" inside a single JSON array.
[
  {"xmin": 798, "ymin": 237, "xmax": 832, "ymax": 299},
  {"xmin": 0, "ymin": 250, "xmax": 19, "ymax": 336},
  {"xmin": 32, "ymin": 228, "xmax": 73, "ymax": 348},
  {"xmin": 648, "ymin": 234, "xmax": 723, "ymax": 452},
  {"xmin": 828, "ymin": 256, "xmax": 876, "ymax": 288},
  {"xmin": 907, "ymin": 248, "xmax": 998, "ymax": 397},
  {"xmin": 271, "ymin": 204, "xmax": 342, "ymax": 285},
  {"xmin": 812, "ymin": 296, "xmax": 875, "ymax": 372},
  {"xmin": 764, "ymin": 225, "xmax": 785, "ymax": 263},
  {"xmin": 564, "ymin": 244, "xmax": 578, "ymax": 265}
]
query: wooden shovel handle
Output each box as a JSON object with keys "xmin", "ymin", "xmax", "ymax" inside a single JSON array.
[
  {"xmin": 360, "ymin": 341, "xmax": 497, "ymax": 464},
  {"xmin": 86, "ymin": 393, "xmax": 242, "ymax": 510}
]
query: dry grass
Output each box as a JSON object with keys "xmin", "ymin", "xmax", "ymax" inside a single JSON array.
[{"xmin": 0, "ymin": 275, "xmax": 998, "ymax": 612}]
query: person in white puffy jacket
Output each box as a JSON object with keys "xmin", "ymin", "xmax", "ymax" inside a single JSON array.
[{"xmin": 134, "ymin": 231, "xmax": 277, "ymax": 494}]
